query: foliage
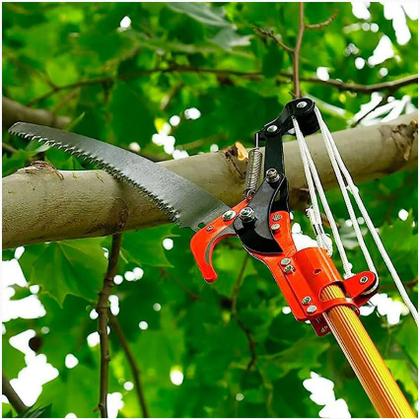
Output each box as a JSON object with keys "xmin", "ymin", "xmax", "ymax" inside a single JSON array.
[{"xmin": 2, "ymin": 2, "xmax": 418, "ymax": 418}]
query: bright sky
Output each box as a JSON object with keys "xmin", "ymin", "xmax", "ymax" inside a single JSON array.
[{"xmin": 2, "ymin": 2, "xmax": 418, "ymax": 418}]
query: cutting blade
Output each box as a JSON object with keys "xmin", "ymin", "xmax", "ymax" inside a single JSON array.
[{"xmin": 9, "ymin": 122, "xmax": 230, "ymax": 231}]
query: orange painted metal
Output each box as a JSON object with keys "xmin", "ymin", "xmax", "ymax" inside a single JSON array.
[
  {"xmin": 322, "ymin": 285, "xmax": 415, "ymax": 418},
  {"xmin": 191, "ymin": 207, "xmax": 416, "ymax": 417}
]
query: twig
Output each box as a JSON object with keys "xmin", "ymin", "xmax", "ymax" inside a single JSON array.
[
  {"xmin": 292, "ymin": 3, "xmax": 305, "ymax": 98},
  {"xmin": 230, "ymin": 255, "xmax": 257, "ymax": 370},
  {"xmin": 109, "ymin": 315, "xmax": 150, "ymax": 418},
  {"xmin": 96, "ymin": 233, "xmax": 123, "ymax": 418},
  {"xmin": 305, "ymin": 10, "xmax": 338, "ymax": 30},
  {"xmin": 351, "ymin": 95, "xmax": 389, "ymax": 127},
  {"xmin": 2, "ymin": 142, "xmax": 18, "ymax": 154},
  {"xmin": 253, "ymin": 26, "xmax": 293, "ymax": 53},
  {"xmin": 2, "ymin": 374, "xmax": 28, "ymax": 415},
  {"xmin": 26, "ymin": 65, "xmax": 417, "ymax": 106}
]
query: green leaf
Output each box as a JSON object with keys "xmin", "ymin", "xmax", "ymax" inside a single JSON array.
[
  {"xmin": 166, "ymin": 3, "xmax": 232, "ymax": 28},
  {"xmin": 109, "ymin": 81, "xmax": 155, "ymax": 146},
  {"xmin": 210, "ymin": 28, "xmax": 251, "ymax": 50},
  {"xmin": 262, "ymin": 42, "xmax": 285, "ymax": 78},
  {"xmin": 19, "ymin": 239, "xmax": 107, "ymax": 305}
]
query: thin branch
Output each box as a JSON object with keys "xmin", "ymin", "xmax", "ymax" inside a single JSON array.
[
  {"xmin": 351, "ymin": 95, "xmax": 389, "ymax": 127},
  {"xmin": 2, "ymin": 142, "xmax": 18, "ymax": 154},
  {"xmin": 305, "ymin": 10, "xmax": 338, "ymax": 30},
  {"xmin": 253, "ymin": 26, "xmax": 294, "ymax": 53},
  {"xmin": 24, "ymin": 66, "xmax": 417, "ymax": 107},
  {"xmin": 2, "ymin": 374, "xmax": 28, "ymax": 415},
  {"xmin": 96, "ymin": 233, "xmax": 123, "ymax": 418},
  {"xmin": 292, "ymin": 3, "xmax": 305, "ymax": 98},
  {"xmin": 109, "ymin": 315, "xmax": 150, "ymax": 418}
]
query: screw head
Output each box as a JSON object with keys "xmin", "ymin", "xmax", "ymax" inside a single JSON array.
[
  {"xmin": 272, "ymin": 213, "xmax": 282, "ymax": 221},
  {"xmin": 271, "ymin": 223, "xmax": 280, "ymax": 232},
  {"xmin": 320, "ymin": 326, "xmax": 329, "ymax": 334},
  {"xmin": 284, "ymin": 265, "xmax": 295, "ymax": 273},
  {"xmin": 306, "ymin": 305, "xmax": 318, "ymax": 314},
  {"xmin": 267, "ymin": 125, "xmax": 278, "ymax": 133},
  {"xmin": 301, "ymin": 296, "xmax": 312, "ymax": 305},
  {"xmin": 266, "ymin": 168, "xmax": 280, "ymax": 183},
  {"xmin": 206, "ymin": 225, "xmax": 214, "ymax": 232},
  {"xmin": 239, "ymin": 207, "xmax": 255, "ymax": 223},
  {"xmin": 280, "ymin": 258, "xmax": 291, "ymax": 266},
  {"xmin": 359, "ymin": 276, "xmax": 369, "ymax": 284},
  {"xmin": 222, "ymin": 210, "xmax": 236, "ymax": 221},
  {"xmin": 296, "ymin": 101, "xmax": 307, "ymax": 109}
]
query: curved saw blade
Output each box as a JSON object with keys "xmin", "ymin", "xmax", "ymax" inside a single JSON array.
[{"xmin": 9, "ymin": 122, "xmax": 230, "ymax": 231}]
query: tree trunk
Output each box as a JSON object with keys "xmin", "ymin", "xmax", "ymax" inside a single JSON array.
[{"xmin": 3, "ymin": 113, "xmax": 417, "ymax": 249}]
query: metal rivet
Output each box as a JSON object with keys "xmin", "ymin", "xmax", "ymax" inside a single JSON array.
[
  {"xmin": 359, "ymin": 276, "xmax": 369, "ymax": 284},
  {"xmin": 280, "ymin": 258, "xmax": 291, "ymax": 266},
  {"xmin": 296, "ymin": 101, "xmax": 307, "ymax": 109},
  {"xmin": 272, "ymin": 214, "xmax": 282, "ymax": 221},
  {"xmin": 222, "ymin": 210, "xmax": 236, "ymax": 221},
  {"xmin": 206, "ymin": 225, "xmax": 214, "ymax": 232},
  {"xmin": 271, "ymin": 223, "xmax": 280, "ymax": 232},
  {"xmin": 267, "ymin": 125, "xmax": 278, "ymax": 133},
  {"xmin": 302, "ymin": 296, "xmax": 312, "ymax": 305},
  {"xmin": 239, "ymin": 207, "xmax": 255, "ymax": 223},
  {"xmin": 306, "ymin": 305, "xmax": 317, "ymax": 314},
  {"xmin": 266, "ymin": 168, "xmax": 280, "ymax": 183},
  {"xmin": 320, "ymin": 326, "xmax": 329, "ymax": 334},
  {"xmin": 284, "ymin": 265, "xmax": 295, "ymax": 273}
]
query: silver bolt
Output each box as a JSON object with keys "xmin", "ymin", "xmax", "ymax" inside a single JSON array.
[
  {"xmin": 284, "ymin": 265, "xmax": 295, "ymax": 273},
  {"xmin": 306, "ymin": 305, "xmax": 317, "ymax": 314},
  {"xmin": 206, "ymin": 225, "xmax": 214, "ymax": 232},
  {"xmin": 266, "ymin": 168, "xmax": 280, "ymax": 183},
  {"xmin": 222, "ymin": 210, "xmax": 236, "ymax": 221},
  {"xmin": 280, "ymin": 258, "xmax": 291, "ymax": 266},
  {"xmin": 267, "ymin": 125, "xmax": 278, "ymax": 133},
  {"xmin": 296, "ymin": 101, "xmax": 307, "ymax": 109},
  {"xmin": 272, "ymin": 214, "xmax": 282, "ymax": 221},
  {"xmin": 271, "ymin": 223, "xmax": 280, "ymax": 232},
  {"xmin": 239, "ymin": 207, "xmax": 255, "ymax": 223},
  {"xmin": 301, "ymin": 296, "xmax": 312, "ymax": 305},
  {"xmin": 359, "ymin": 276, "xmax": 369, "ymax": 284},
  {"xmin": 320, "ymin": 326, "xmax": 329, "ymax": 334}
]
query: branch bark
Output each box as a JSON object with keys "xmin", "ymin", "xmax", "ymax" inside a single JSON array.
[
  {"xmin": 2, "ymin": 97, "xmax": 70, "ymax": 130},
  {"xmin": 2, "ymin": 374, "xmax": 28, "ymax": 415},
  {"xmin": 96, "ymin": 233, "xmax": 123, "ymax": 418},
  {"xmin": 3, "ymin": 113, "xmax": 417, "ymax": 249},
  {"xmin": 109, "ymin": 315, "xmax": 150, "ymax": 418}
]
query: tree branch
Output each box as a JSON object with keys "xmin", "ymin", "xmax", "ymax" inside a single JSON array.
[
  {"xmin": 305, "ymin": 10, "xmax": 338, "ymax": 30},
  {"xmin": 3, "ymin": 113, "xmax": 417, "ymax": 249},
  {"xmin": 96, "ymin": 233, "xmax": 123, "ymax": 418},
  {"xmin": 253, "ymin": 26, "xmax": 294, "ymax": 53},
  {"xmin": 292, "ymin": 3, "xmax": 305, "ymax": 98},
  {"xmin": 2, "ymin": 97, "xmax": 70, "ymax": 130},
  {"xmin": 2, "ymin": 374, "xmax": 28, "ymax": 415},
  {"xmin": 109, "ymin": 315, "xmax": 150, "ymax": 418},
  {"xmin": 23, "ymin": 65, "xmax": 418, "ymax": 107}
]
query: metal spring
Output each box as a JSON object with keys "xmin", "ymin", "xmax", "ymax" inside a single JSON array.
[{"xmin": 244, "ymin": 147, "xmax": 263, "ymax": 198}]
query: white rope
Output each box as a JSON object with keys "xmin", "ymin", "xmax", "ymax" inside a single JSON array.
[
  {"xmin": 292, "ymin": 117, "xmax": 353, "ymax": 277},
  {"xmin": 314, "ymin": 107, "xmax": 418, "ymax": 325}
]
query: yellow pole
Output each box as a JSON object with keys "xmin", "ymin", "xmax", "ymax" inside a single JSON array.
[{"xmin": 321, "ymin": 284, "xmax": 416, "ymax": 418}]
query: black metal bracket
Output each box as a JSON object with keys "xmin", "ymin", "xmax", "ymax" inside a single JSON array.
[{"xmin": 234, "ymin": 98, "xmax": 319, "ymax": 255}]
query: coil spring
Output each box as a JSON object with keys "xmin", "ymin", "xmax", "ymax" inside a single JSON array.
[{"xmin": 244, "ymin": 147, "xmax": 263, "ymax": 198}]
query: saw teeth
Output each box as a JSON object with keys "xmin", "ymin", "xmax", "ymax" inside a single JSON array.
[{"xmin": 14, "ymin": 130, "xmax": 181, "ymax": 223}]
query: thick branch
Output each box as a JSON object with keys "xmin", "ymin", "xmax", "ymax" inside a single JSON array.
[
  {"xmin": 3, "ymin": 113, "xmax": 417, "ymax": 249},
  {"xmin": 2, "ymin": 374, "xmax": 28, "ymax": 415},
  {"xmin": 96, "ymin": 233, "xmax": 123, "ymax": 418},
  {"xmin": 109, "ymin": 315, "xmax": 150, "ymax": 418},
  {"xmin": 2, "ymin": 97, "xmax": 70, "ymax": 130}
]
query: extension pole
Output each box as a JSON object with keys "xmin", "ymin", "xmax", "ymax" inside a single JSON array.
[{"xmin": 321, "ymin": 284, "xmax": 415, "ymax": 418}]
